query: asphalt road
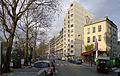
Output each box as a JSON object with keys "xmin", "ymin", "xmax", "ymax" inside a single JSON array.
[{"xmin": 54, "ymin": 60, "xmax": 118, "ymax": 76}]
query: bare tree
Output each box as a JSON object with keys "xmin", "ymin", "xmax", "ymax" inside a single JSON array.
[{"xmin": 0, "ymin": 0, "xmax": 61, "ymax": 73}]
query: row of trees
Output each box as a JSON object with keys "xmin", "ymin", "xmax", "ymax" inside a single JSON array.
[{"xmin": 0, "ymin": 0, "xmax": 62, "ymax": 73}]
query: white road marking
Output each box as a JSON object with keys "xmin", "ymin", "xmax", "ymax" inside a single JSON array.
[
  {"xmin": 114, "ymin": 69, "xmax": 120, "ymax": 72},
  {"xmin": 56, "ymin": 64, "xmax": 59, "ymax": 66},
  {"xmin": 112, "ymin": 67, "xmax": 117, "ymax": 70},
  {"xmin": 65, "ymin": 64, "xmax": 67, "ymax": 65},
  {"xmin": 61, "ymin": 64, "xmax": 63, "ymax": 66}
]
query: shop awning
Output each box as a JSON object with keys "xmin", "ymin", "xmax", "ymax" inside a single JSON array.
[{"xmin": 81, "ymin": 50, "xmax": 106, "ymax": 56}]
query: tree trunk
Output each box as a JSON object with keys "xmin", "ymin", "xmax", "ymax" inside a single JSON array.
[
  {"xmin": 24, "ymin": 25, "xmax": 29, "ymax": 66},
  {"xmin": 33, "ymin": 32, "xmax": 37, "ymax": 62},
  {"xmin": 2, "ymin": 34, "xmax": 14, "ymax": 73}
]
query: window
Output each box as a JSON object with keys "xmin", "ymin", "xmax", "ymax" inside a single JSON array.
[
  {"xmin": 64, "ymin": 27, "xmax": 66, "ymax": 29},
  {"xmin": 98, "ymin": 35, "xmax": 101, "ymax": 41},
  {"xmin": 71, "ymin": 4, "xmax": 73, "ymax": 7},
  {"xmin": 98, "ymin": 25, "xmax": 101, "ymax": 32},
  {"xmin": 64, "ymin": 38, "xmax": 66, "ymax": 40},
  {"xmin": 68, "ymin": 25, "xmax": 70, "ymax": 28},
  {"xmin": 68, "ymin": 21, "xmax": 70, "ymax": 23},
  {"xmin": 68, "ymin": 44, "xmax": 70, "ymax": 46},
  {"xmin": 68, "ymin": 11, "xmax": 70, "ymax": 14},
  {"xmin": 68, "ymin": 34, "xmax": 70, "ymax": 37},
  {"xmin": 68, "ymin": 30, "xmax": 70, "ymax": 33},
  {"xmin": 64, "ymin": 31, "xmax": 66, "ymax": 33},
  {"xmin": 64, "ymin": 46, "xmax": 66, "ymax": 48},
  {"xmin": 71, "ymin": 34, "xmax": 73, "ymax": 37},
  {"xmin": 87, "ymin": 37, "xmax": 90, "ymax": 43},
  {"xmin": 88, "ymin": 28, "xmax": 90, "ymax": 34},
  {"xmin": 68, "ymin": 39, "xmax": 70, "ymax": 42},
  {"xmin": 64, "ymin": 19, "xmax": 66, "ymax": 21},
  {"xmin": 71, "ymin": 40, "xmax": 73, "ymax": 43},
  {"xmin": 93, "ymin": 36, "xmax": 96, "ymax": 42},
  {"xmin": 93, "ymin": 27, "xmax": 95, "ymax": 33},
  {"xmin": 71, "ymin": 29, "xmax": 73, "ymax": 32},
  {"xmin": 78, "ymin": 35, "xmax": 80, "ymax": 37},
  {"xmin": 71, "ymin": 45, "xmax": 74, "ymax": 48},
  {"xmin": 71, "ymin": 24, "xmax": 73, "ymax": 27},
  {"xmin": 71, "ymin": 14, "xmax": 73, "ymax": 17},
  {"xmin": 68, "ymin": 16, "xmax": 70, "ymax": 19},
  {"xmin": 64, "ymin": 34, "xmax": 66, "ymax": 37}
]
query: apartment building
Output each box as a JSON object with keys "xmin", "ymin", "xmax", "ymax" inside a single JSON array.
[
  {"xmin": 84, "ymin": 17, "xmax": 118, "ymax": 57},
  {"xmin": 63, "ymin": 1, "xmax": 93, "ymax": 57},
  {"xmin": 117, "ymin": 41, "xmax": 120, "ymax": 57},
  {"xmin": 55, "ymin": 29, "xmax": 64, "ymax": 58},
  {"xmin": 49, "ymin": 37, "xmax": 55, "ymax": 54}
]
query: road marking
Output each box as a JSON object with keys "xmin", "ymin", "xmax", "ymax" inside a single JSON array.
[
  {"xmin": 56, "ymin": 64, "xmax": 59, "ymax": 65},
  {"xmin": 61, "ymin": 64, "xmax": 63, "ymax": 66},
  {"xmin": 112, "ymin": 67, "xmax": 117, "ymax": 70},
  {"xmin": 55, "ymin": 70, "xmax": 58, "ymax": 73},
  {"xmin": 114, "ymin": 69, "xmax": 120, "ymax": 72}
]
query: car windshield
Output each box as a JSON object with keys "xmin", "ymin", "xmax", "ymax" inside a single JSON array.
[{"xmin": 34, "ymin": 62, "xmax": 50, "ymax": 68}]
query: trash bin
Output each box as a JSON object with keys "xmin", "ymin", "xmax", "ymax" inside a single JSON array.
[{"xmin": 13, "ymin": 54, "xmax": 21, "ymax": 68}]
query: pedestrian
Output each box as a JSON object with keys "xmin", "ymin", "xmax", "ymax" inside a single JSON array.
[
  {"xmin": 28, "ymin": 56, "xmax": 31, "ymax": 66},
  {"xmin": 52, "ymin": 60, "xmax": 55, "ymax": 72}
]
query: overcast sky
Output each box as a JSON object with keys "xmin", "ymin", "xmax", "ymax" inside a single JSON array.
[{"xmin": 47, "ymin": 0, "xmax": 120, "ymax": 40}]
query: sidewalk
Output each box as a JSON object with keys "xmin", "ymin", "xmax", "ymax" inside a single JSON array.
[{"xmin": 1, "ymin": 65, "xmax": 33, "ymax": 76}]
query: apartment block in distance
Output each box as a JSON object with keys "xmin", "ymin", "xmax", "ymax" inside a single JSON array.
[
  {"xmin": 49, "ymin": 37, "xmax": 55, "ymax": 54},
  {"xmin": 84, "ymin": 17, "xmax": 118, "ymax": 57},
  {"xmin": 63, "ymin": 1, "xmax": 93, "ymax": 57},
  {"xmin": 55, "ymin": 29, "xmax": 64, "ymax": 58}
]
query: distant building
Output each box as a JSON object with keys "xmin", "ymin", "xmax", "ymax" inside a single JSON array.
[
  {"xmin": 63, "ymin": 1, "xmax": 93, "ymax": 57},
  {"xmin": 117, "ymin": 41, "xmax": 120, "ymax": 57},
  {"xmin": 84, "ymin": 17, "xmax": 118, "ymax": 57},
  {"xmin": 55, "ymin": 29, "xmax": 63, "ymax": 58},
  {"xmin": 49, "ymin": 37, "xmax": 55, "ymax": 54}
]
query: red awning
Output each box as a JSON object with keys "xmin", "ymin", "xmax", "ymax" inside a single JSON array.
[
  {"xmin": 81, "ymin": 51, "xmax": 92, "ymax": 56},
  {"xmin": 82, "ymin": 50, "xmax": 106, "ymax": 56}
]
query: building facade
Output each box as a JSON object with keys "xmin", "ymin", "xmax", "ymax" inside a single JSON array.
[
  {"xmin": 84, "ymin": 17, "xmax": 118, "ymax": 57},
  {"xmin": 55, "ymin": 29, "xmax": 64, "ymax": 58},
  {"xmin": 117, "ymin": 41, "xmax": 120, "ymax": 57},
  {"xmin": 63, "ymin": 1, "xmax": 93, "ymax": 57},
  {"xmin": 49, "ymin": 37, "xmax": 55, "ymax": 54}
]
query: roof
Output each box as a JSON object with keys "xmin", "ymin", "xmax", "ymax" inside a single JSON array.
[
  {"xmin": 85, "ymin": 18, "xmax": 106, "ymax": 25},
  {"xmin": 85, "ymin": 17, "xmax": 117, "ymax": 28},
  {"xmin": 35, "ymin": 60, "xmax": 50, "ymax": 63}
]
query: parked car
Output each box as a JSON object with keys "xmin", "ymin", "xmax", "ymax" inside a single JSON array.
[
  {"xmin": 75, "ymin": 58, "xmax": 82, "ymax": 64},
  {"xmin": 33, "ymin": 60, "xmax": 54, "ymax": 76}
]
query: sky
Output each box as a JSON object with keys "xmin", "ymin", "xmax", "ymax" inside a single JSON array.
[{"xmin": 47, "ymin": 0, "xmax": 120, "ymax": 40}]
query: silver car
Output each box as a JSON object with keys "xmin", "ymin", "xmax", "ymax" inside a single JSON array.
[{"xmin": 33, "ymin": 60, "xmax": 54, "ymax": 76}]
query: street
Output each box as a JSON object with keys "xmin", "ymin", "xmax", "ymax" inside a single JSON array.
[{"xmin": 55, "ymin": 60, "xmax": 118, "ymax": 76}]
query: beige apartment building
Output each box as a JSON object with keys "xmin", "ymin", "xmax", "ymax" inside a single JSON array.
[
  {"xmin": 49, "ymin": 37, "xmax": 56, "ymax": 54},
  {"xmin": 63, "ymin": 1, "xmax": 93, "ymax": 57},
  {"xmin": 84, "ymin": 17, "xmax": 118, "ymax": 57},
  {"xmin": 55, "ymin": 29, "xmax": 64, "ymax": 58}
]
